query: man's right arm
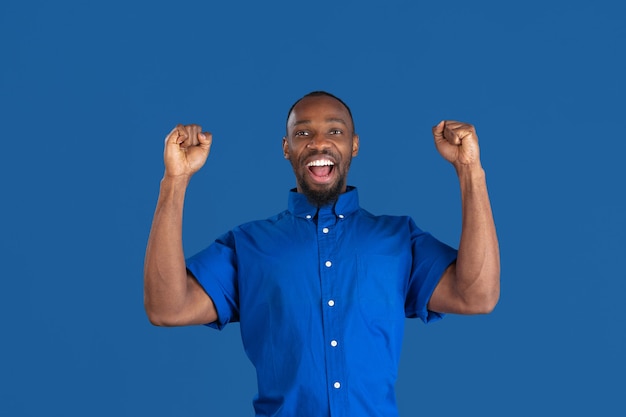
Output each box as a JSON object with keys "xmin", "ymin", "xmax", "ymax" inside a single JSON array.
[{"xmin": 143, "ymin": 125, "xmax": 217, "ymax": 326}]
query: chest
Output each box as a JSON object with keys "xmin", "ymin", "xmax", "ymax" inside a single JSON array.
[{"xmin": 235, "ymin": 217, "xmax": 412, "ymax": 322}]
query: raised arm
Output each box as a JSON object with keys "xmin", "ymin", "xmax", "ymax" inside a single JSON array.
[
  {"xmin": 144, "ymin": 124, "xmax": 218, "ymax": 326},
  {"xmin": 428, "ymin": 121, "xmax": 500, "ymax": 315}
]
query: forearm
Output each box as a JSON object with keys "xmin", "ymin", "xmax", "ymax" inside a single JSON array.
[
  {"xmin": 143, "ymin": 176, "xmax": 192, "ymax": 324},
  {"xmin": 454, "ymin": 164, "xmax": 500, "ymax": 311}
]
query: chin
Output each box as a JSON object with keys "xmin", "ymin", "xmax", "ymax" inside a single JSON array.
[{"xmin": 299, "ymin": 178, "xmax": 344, "ymax": 207}]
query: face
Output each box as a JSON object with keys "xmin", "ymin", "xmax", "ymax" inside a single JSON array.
[{"xmin": 283, "ymin": 95, "xmax": 359, "ymax": 207}]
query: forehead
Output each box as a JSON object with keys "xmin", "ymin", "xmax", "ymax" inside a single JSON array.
[{"xmin": 287, "ymin": 96, "xmax": 353, "ymax": 129}]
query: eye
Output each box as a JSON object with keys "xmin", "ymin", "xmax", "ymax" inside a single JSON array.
[
  {"xmin": 329, "ymin": 128, "xmax": 343, "ymax": 135},
  {"xmin": 294, "ymin": 130, "xmax": 309, "ymax": 137}
]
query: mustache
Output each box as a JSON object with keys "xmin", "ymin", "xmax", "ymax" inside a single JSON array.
[{"xmin": 298, "ymin": 149, "xmax": 340, "ymax": 165}]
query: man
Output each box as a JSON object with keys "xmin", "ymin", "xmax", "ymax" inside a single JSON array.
[{"xmin": 144, "ymin": 91, "xmax": 500, "ymax": 416}]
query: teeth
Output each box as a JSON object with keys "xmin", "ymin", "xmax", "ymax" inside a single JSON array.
[{"xmin": 307, "ymin": 159, "xmax": 334, "ymax": 167}]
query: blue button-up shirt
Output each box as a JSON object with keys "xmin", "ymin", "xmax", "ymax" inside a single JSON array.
[{"xmin": 186, "ymin": 187, "xmax": 457, "ymax": 416}]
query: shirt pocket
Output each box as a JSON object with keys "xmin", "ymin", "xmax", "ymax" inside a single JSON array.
[{"xmin": 356, "ymin": 254, "xmax": 407, "ymax": 322}]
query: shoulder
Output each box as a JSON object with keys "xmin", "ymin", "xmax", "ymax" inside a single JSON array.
[
  {"xmin": 229, "ymin": 210, "xmax": 293, "ymax": 240},
  {"xmin": 350, "ymin": 209, "xmax": 421, "ymax": 239},
  {"xmin": 355, "ymin": 208, "xmax": 415, "ymax": 227},
  {"xmin": 235, "ymin": 210, "xmax": 290, "ymax": 229}
]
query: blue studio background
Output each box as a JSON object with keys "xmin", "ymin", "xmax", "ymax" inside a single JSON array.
[{"xmin": 1, "ymin": 1, "xmax": 624, "ymax": 416}]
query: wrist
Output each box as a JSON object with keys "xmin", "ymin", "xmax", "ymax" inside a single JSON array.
[
  {"xmin": 455, "ymin": 163, "xmax": 487, "ymax": 191},
  {"xmin": 161, "ymin": 173, "xmax": 192, "ymax": 187},
  {"xmin": 454, "ymin": 162, "xmax": 484, "ymax": 179},
  {"xmin": 159, "ymin": 175, "xmax": 192, "ymax": 201}
]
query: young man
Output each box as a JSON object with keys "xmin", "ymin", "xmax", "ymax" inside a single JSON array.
[{"xmin": 144, "ymin": 91, "xmax": 500, "ymax": 416}]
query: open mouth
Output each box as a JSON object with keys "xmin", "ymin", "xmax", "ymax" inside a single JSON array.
[{"xmin": 306, "ymin": 158, "xmax": 335, "ymax": 182}]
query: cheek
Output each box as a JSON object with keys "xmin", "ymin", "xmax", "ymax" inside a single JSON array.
[{"xmin": 287, "ymin": 155, "xmax": 302, "ymax": 172}]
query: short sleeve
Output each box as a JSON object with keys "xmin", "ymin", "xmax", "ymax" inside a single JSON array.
[
  {"xmin": 186, "ymin": 231, "xmax": 240, "ymax": 330},
  {"xmin": 404, "ymin": 218, "xmax": 457, "ymax": 324}
]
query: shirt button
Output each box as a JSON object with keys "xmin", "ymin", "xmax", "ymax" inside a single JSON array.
[
  {"xmin": 333, "ymin": 382, "xmax": 341, "ymax": 389},
  {"xmin": 328, "ymin": 300, "xmax": 335, "ymax": 307},
  {"xmin": 338, "ymin": 214, "xmax": 344, "ymax": 219},
  {"xmin": 325, "ymin": 260, "xmax": 332, "ymax": 267},
  {"xmin": 322, "ymin": 227, "xmax": 329, "ymax": 234},
  {"xmin": 330, "ymin": 340, "xmax": 338, "ymax": 347},
  {"xmin": 306, "ymin": 214, "xmax": 312, "ymax": 219}
]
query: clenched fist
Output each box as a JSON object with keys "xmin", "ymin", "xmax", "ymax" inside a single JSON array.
[
  {"xmin": 164, "ymin": 124, "xmax": 213, "ymax": 178},
  {"xmin": 432, "ymin": 121, "xmax": 481, "ymax": 168}
]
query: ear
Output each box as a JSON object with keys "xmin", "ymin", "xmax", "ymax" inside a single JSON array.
[
  {"xmin": 282, "ymin": 137, "xmax": 290, "ymax": 159},
  {"xmin": 351, "ymin": 134, "xmax": 360, "ymax": 157}
]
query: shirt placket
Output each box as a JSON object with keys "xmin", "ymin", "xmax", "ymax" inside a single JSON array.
[{"xmin": 317, "ymin": 207, "xmax": 348, "ymax": 415}]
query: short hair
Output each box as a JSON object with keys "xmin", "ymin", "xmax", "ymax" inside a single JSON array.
[{"xmin": 286, "ymin": 91, "xmax": 356, "ymax": 134}]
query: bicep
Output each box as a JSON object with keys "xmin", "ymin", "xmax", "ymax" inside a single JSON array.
[
  {"xmin": 428, "ymin": 262, "xmax": 466, "ymax": 314},
  {"xmin": 185, "ymin": 270, "xmax": 219, "ymax": 325},
  {"xmin": 428, "ymin": 258, "xmax": 499, "ymax": 315}
]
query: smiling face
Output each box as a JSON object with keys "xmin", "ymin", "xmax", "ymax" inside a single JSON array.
[{"xmin": 283, "ymin": 94, "xmax": 359, "ymax": 207}]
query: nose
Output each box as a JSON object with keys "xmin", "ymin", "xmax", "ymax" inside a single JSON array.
[{"xmin": 306, "ymin": 132, "xmax": 331, "ymax": 150}]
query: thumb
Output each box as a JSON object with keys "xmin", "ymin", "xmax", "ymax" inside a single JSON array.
[
  {"xmin": 432, "ymin": 120, "xmax": 445, "ymax": 140},
  {"xmin": 198, "ymin": 131, "xmax": 213, "ymax": 149}
]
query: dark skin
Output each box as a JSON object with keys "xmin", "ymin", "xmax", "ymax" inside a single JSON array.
[
  {"xmin": 282, "ymin": 95, "xmax": 359, "ymax": 206},
  {"xmin": 143, "ymin": 96, "xmax": 499, "ymax": 327},
  {"xmin": 428, "ymin": 120, "xmax": 500, "ymax": 314},
  {"xmin": 143, "ymin": 124, "xmax": 217, "ymax": 326}
]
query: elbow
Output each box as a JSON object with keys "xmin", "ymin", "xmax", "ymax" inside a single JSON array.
[
  {"xmin": 145, "ymin": 310, "xmax": 182, "ymax": 327},
  {"xmin": 145, "ymin": 306, "xmax": 168, "ymax": 327},
  {"xmin": 470, "ymin": 282, "xmax": 500, "ymax": 315},
  {"xmin": 144, "ymin": 297, "xmax": 206, "ymax": 327},
  {"xmin": 462, "ymin": 294, "xmax": 498, "ymax": 315},
  {"xmin": 483, "ymin": 270, "xmax": 501, "ymax": 313},
  {"xmin": 475, "ymin": 293, "xmax": 499, "ymax": 314},
  {"xmin": 461, "ymin": 274, "xmax": 500, "ymax": 315},
  {"xmin": 144, "ymin": 294, "xmax": 161, "ymax": 326},
  {"xmin": 144, "ymin": 299, "xmax": 177, "ymax": 327},
  {"xmin": 146, "ymin": 311, "xmax": 167, "ymax": 327}
]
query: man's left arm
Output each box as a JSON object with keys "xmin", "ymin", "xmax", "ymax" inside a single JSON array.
[{"xmin": 428, "ymin": 121, "xmax": 500, "ymax": 315}]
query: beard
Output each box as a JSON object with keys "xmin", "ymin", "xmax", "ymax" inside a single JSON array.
[
  {"xmin": 293, "ymin": 150, "xmax": 351, "ymax": 207},
  {"xmin": 298, "ymin": 172, "xmax": 346, "ymax": 207}
]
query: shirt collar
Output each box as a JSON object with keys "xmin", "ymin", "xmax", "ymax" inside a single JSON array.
[{"xmin": 287, "ymin": 186, "xmax": 360, "ymax": 220}]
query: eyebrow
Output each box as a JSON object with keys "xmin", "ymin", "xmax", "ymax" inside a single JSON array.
[{"xmin": 293, "ymin": 117, "xmax": 348, "ymax": 127}]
